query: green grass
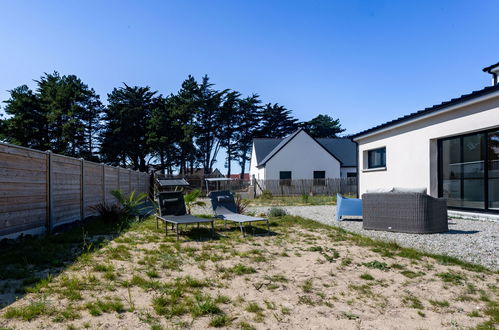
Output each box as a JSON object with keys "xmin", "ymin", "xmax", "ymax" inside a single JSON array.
[
  {"xmin": 3, "ymin": 300, "xmax": 54, "ymax": 321},
  {"xmin": 248, "ymin": 195, "xmax": 337, "ymax": 206},
  {"xmin": 429, "ymin": 299, "xmax": 450, "ymax": 308},
  {"xmin": 360, "ymin": 273, "xmax": 375, "ymax": 281},
  {"xmin": 363, "ymin": 260, "xmax": 390, "ymax": 271},
  {"xmin": 402, "ymin": 294, "xmax": 424, "ymax": 310},
  {"xmin": 209, "ymin": 313, "xmax": 231, "ymax": 327},
  {"xmin": 245, "ymin": 302, "xmax": 264, "ymax": 313},
  {"xmin": 436, "ymin": 271, "xmax": 466, "ymax": 285},
  {"xmin": 85, "ymin": 297, "xmax": 126, "ymax": 316},
  {"xmin": 228, "ymin": 264, "xmax": 257, "ymax": 276},
  {"xmin": 400, "ymin": 270, "xmax": 425, "ymax": 279}
]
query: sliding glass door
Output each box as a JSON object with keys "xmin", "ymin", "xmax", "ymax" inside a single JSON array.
[
  {"xmin": 439, "ymin": 127, "xmax": 499, "ymax": 212},
  {"xmin": 489, "ymin": 131, "xmax": 499, "ymax": 210}
]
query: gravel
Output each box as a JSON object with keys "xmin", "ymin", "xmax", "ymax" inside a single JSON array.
[{"xmin": 248, "ymin": 205, "xmax": 499, "ymax": 270}]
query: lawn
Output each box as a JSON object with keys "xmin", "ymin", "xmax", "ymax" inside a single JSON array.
[
  {"xmin": 247, "ymin": 194, "xmax": 338, "ymax": 206},
  {"xmin": 0, "ymin": 215, "xmax": 497, "ymax": 329}
]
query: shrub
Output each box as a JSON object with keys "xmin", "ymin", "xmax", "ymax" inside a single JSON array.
[
  {"xmin": 184, "ymin": 189, "xmax": 206, "ymax": 214},
  {"xmin": 268, "ymin": 207, "xmax": 286, "ymax": 217},
  {"xmin": 260, "ymin": 190, "xmax": 273, "ymax": 200},
  {"xmin": 301, "ymin": 194, "xmax": 309, "ymax": 203},
  {"xmin": 235, "ymin": 194, "xmax": 250, "ymax": 214},
  {"xmin": 90, "ymin": 189, "xmax": 148, "ymax": 228}
]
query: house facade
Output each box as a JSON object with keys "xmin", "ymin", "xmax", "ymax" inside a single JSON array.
[
  {"xmin": 353, "ymin": 63, "xmax": 499, "ymax": 216},
  {"xmin": 250, "ymin": 129, "xmax": 357, "ymax": 181}
]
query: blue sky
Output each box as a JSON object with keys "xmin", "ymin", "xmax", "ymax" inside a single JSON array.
[{"xmin": 1, "ymin": 1, "xmax": 498, "ymax": 172}]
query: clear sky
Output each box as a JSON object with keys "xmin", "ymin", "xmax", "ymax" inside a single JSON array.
[{"xmin": 1, "ymin": 1, "xmax": 498, "ymax": 172}]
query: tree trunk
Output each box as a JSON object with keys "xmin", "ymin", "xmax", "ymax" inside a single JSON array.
[
  {"xmin": 159, "ymin": 151, "xmax": 165, "ymax": 175},
  {"xmin": 227, "ymin": 144, "xmax": 232, "ymax": 177},
  {"xmin": 240, "ymin": 157, "xmax": 246, "ymax": 179}
]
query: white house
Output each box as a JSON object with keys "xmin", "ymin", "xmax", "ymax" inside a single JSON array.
[
  {"xmin": 352, "ymin": 62, "xmax": 499, "ymax": 217},
  {"xmin": 249, "ymin": 129, "xmax": 357, "ymax": 181}
]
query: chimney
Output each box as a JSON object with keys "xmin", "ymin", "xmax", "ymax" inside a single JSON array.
[{"xmin": 482, "ymin": 62, "xmax": 499, "ymax": 86}]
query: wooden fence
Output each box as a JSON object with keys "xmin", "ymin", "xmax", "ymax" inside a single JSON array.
[
  {"xmin": 0, "ymin": 142, "xmax": 151, "ymax": 239},
  {"xmin": 253, "ymin": 178, "xmax": 357, "ymax": 197}
]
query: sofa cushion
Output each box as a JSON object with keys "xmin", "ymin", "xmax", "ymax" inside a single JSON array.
[
  {"xmin": 393, "ymin": 187, "xmax": 427, "ymax": 194},
  {"xmin": 366, "ymin": 187, "xmax": 394, "ymax": 193}
]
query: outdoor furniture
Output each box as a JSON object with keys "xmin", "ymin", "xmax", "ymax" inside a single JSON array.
[
  {"xmin": 156, "ymin": 191, "xmax": 214, "ymax": 240},
  {"xmin": 336, "ymin": 193, "xmax": 362, "ymax": 221},
  {"xmin": 362, "ymin": 192, "xmax": 448, "ymax": 234},
  {"xmin": 209, "ymin": 190, "xmax": 270, "ymax": 236}
]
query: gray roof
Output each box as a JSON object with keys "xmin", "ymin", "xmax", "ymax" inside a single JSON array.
[
  {"xmin": 316, "ymin": 138, "xmax": 357, "ymax": 167},
  {"xmin": 253, "ymin": 129, "xmax": 356, "ymax": 167}
]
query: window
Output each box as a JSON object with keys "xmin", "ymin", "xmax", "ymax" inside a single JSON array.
[
  {"xmin": 279, "ymin": 171, "xmax": 292, "ymax": 186},
  {"xmin": 439, "ymin": 130, "xmax": 495, "ymax": 211},
  {"xmin": 347, "ymin": 172, "xmax": 357, "ymax": 178},
  {"xmin": 313, "ymin": 171, "xmax": 326, "ymax": 186},
  {"xmin": 368, "ymin": 147, "xmax": 386, "ymax": 169}
]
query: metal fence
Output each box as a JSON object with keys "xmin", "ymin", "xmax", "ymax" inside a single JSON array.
[
  {"xmin": 252, "ymin": 178, "xmax": 357, "ymax": 197},
  {"xmin": 0, "ymin": 142, "xmax": 151, "ymax": 239}
]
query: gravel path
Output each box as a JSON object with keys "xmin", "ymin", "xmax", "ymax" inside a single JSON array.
[{"xmin": 247, "ymin": 205, "xmax": 498, "ymax": 270}]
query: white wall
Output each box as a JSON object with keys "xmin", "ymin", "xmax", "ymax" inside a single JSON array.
[
  {"xmin": 249, "ymin": 144, "xmax": 265, "ymax": 180},
  {"xmin": 263, "ymin": 130, "xmax": 341, "ymax": 180},
  {"xmin": 355, "ymin": 94, "xmax": 499, "ymax": 197}
]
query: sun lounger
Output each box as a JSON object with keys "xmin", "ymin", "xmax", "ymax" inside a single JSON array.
[
  {"xmin": 156, "ymin": 191, "xmax": 214, "ymax": 240},
  {"xmin": 209, "ymin": 190, "xmax": 270, "ymax": 236}
]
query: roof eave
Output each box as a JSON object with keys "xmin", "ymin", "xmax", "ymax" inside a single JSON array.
[
  {"xmin": 352, "ymin": 85, "xmax": 499, "ymax": 141},
  {"xmin": 353, "ymin": 88, "xmax": 499, "ymax": 141}
]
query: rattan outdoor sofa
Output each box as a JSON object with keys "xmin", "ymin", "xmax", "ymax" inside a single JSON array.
[{"xmin": 362, "ymin": 191, "xmax": 448, "ymax": 234}]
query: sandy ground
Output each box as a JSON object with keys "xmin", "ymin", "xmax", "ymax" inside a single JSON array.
[{"xmin": 0, "ymin": 216, "xmax": 497, "ymax": 329}]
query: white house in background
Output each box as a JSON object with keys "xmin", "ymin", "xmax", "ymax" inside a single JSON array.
[
  {"xmin": 352, "ymin": 62, "xmax": 499, "ymax": 217},
  {"xmin": 249, "ymin": 129, "xmax": 357, "ymax": 181}
]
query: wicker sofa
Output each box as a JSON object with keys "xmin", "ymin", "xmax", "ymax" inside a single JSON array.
[{"xmin": 362, "ymin": 191, "xmax": 448, "ymax": 234}]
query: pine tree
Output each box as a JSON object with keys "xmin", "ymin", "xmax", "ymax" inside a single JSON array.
[
  {"xmin": 235, "ymin": 94, "xmax": 262, "ymax": 178},
  {"xmin": 257, "ymin": 103, "xmax": 299, "ymax": 138},
  {"xmin": 101, "ymin": 84, "xmax": 155, "ymax": 171},
  {"xmin": 302, "ymin": 114, "xmax": 345, "ymax": 138}
]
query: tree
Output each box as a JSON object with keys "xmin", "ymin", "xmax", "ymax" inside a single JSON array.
[
  {"xmin": 101, "ymin": 84, "xmax": 155, "ymax": 171},
  {"xmin": 2, "ymin": 85, "xmax": 49, "ymax": 150},
  {"xmin": 235, "ymin": 94, "xmax": 262, "ymax": 178},
  {"xmin": 170, "ymin": 76, "xmax": 199, "ymax": 175},
  {"xmin": 257, "ymin": 103, "xmax": 299, "ymax": 138},
  {"xmin": 2, "ymin": 72, "xmax": 102, "ymax": 158},
  {"xmin": 302, "ymin": 114, "xmax": 345, "ymax": 138},
  {"xmin": 37, "ymin": 72, "xmax": 103, "ymax": 158},
  {"xmin": 218, "ymin": 90, "xmax": 241, "ymax": 177},
  {"xmin": 194, "ymin": 75, "xmax": 228, "ymax": 175},
  {"xmin": 147, "ymin": 96, "xmax": 181, "ymax": 175}
]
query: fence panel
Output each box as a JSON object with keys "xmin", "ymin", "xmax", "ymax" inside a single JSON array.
[
  {"xmin": 0, "ymin": 144, "xmax": 48, "ymax": 237},
  {"xmin": 119, "ymin": 168, "xmax": 131, "ymax": 197},
  {"xmin": 0, "ymin": 142, "xmax": 151, "ymax": 239},
  {"xmin": 254, "ymin": 178, "xmax": 357, "ymax": 197},
  {"xmin": 51, "ymin": 155, "xmax": 82, "ymax": 227},
  {"xmin": 83, "ymin": 162, "xmax": 104, "ymax": 218}
]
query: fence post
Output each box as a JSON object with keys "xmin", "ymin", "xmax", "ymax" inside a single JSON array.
[
  {"xmin": 46, "ymin": 151, "xmax": 53, "ymax": 232},
  {"xmin": 117, "ymin": 167, "xmax": 120, "ymax": 192},
  {"xmin": 129, "ymin": 169, "xmax": 132, "ymax": 194},
  {"xmin": 102, "ymin": 164, "xmax": 106, "ymax": 204},
  {"xmin": 80, "ymin": 159, "xmax": 84, "ymax": 221}
]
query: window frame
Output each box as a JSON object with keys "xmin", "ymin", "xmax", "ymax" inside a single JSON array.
[
  {"xmin": 279, "ymin": 171, "xmax": 292, "ymax": 186},
  {"xmin": 313, "ymin": 170, "xmax": 326, "ymax": 186},
  {"xmin": 367, "ymin": 147, "xmax": 386, "ymax": 169}
]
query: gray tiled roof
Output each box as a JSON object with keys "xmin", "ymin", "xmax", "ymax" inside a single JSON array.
[
  {"xmin": 352, "ymin": 83, "xmax": 499, "ymax": 139},
  {"xmin": 253, "ymin": 129, "xmax": 356, "ymax": 167}
]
